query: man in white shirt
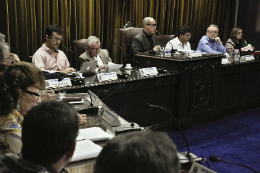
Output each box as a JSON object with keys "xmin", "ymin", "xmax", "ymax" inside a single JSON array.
[
  {"xmin": 165, "ymin": 26, "xmax": 192, "ymax": 51},
  {"xmin": 79, "ymin": 36, "xmax": 112, "ymax": 71}
]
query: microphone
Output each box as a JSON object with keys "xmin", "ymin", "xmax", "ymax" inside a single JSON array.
[
  {"xmin": 209, "ymin": 156, "xmax": 258, "ymax": 173},
  {"xmin": 113, "ymin": 41, "xmax": 122, "ymax": 49},
  {"xmin": 156, "ymin": 30, "xmax": 161, "ymax": 35},
  {"xmin": 144, "ymin": 103, "xmax": 202, "ymax": 170},
  {"xmin": 78, "ymin": 87, "xmax": 99, "ymax": 114},
  {"xmin": 63, "ymin": 46, "xmax": 74, "ymax": 54}
]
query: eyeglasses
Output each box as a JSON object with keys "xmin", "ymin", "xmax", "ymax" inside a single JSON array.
[
  {"xmin": 147, "ymin": 24, "xmax": 157, "ymax": 27},
  {"xmin": 22, "ymin": 89, "xmax": 41, "ymax": 100},
  {"xmin": 87, "ymin": 46, "xmax": 101, "ymax": 52},
  {"xmin": 49, "ymin": 36, "xmax": 63, "ymax": 41},
  {"xmin": 4, "ymin": 56, "xmax": 13, "ymax": 60},
  {"xmin": 207, "ymin": 31, "xmax": 219, "ymax": 34}
]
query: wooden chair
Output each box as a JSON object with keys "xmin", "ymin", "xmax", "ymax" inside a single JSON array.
[{"xmin": 72, "ymin": 39, "xmax": 88, "ymax": 70}]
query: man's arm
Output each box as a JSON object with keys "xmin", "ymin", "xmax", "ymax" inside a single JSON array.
[
  {"xmin": 32, "ymin": 53, "xmax": 46, "ymax": 70},
  {"xmin": 197, "ymin": 39, "xmax": 224, "ymax": 54},
  {"xmin": 132, "ymin": 37, "xmax": 144, "ymax": 54},
  {"xmin": 105, "ymin": 50, "xmax": 112, "ymax": 63}
]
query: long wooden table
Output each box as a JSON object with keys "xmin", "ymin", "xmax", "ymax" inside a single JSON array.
[{"xmin": 63, "ymin": 53, "xmax": 260, "ymax": 130}]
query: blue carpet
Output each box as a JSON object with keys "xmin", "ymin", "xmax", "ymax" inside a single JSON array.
[{"xmin": 168, "ymin": 108, "xmax": 260, "ymax": 173}]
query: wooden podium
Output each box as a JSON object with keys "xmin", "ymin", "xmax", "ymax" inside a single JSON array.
[{"xmin": 135, "ymin": 53, "xmax": 225, "ymax": 130}]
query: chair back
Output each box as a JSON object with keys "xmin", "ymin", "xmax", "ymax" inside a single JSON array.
[
  {"xmin": 156, "ymin": 35, "xmax": 175, "ymax": 47},
  {"xmin": 119, "ymin": 27, "xmax": 143, "ymax": 64},
  {"xmin": 72, "ymin": 39, "xmax": 88, "ymax": 70}
]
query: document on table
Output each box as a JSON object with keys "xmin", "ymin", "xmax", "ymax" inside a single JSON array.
[
  {"xmin": 107, "ymin": 63, "xmax": 123, "ymax": 74},
  {"xmin": 76, "ymin": 127, "xmax": 113, "ymax": 141},
  {"xmin": 71, "ymin": 139, "xmax": 102, "ymax": 162}
]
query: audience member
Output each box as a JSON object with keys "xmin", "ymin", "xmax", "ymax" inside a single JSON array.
[
  {"xmin": 0, "ymin": 42, "xmax": 11, "ymax": 71},
  {"xmin": 165, "ymin": 26, "xmax": 192, "ymax": 51},
  {"xmin": 196, "ymin": 24, "xmax": 227, "ymax": 54},
  {"xmin": 95, "ymin": 131, "xmax": 180, "ymax": 173},
  {"xmin": 79, "ymin": 36, "xmax": 112, "ymax": 71},
  {"xmin": 132, "ymin": 17, "xmax": 160, "ymax": 54},
  {"xmin": 0, "ymin": 33, "xmax": 20, "ymax": 63},
  {"xmin": 0, "ymin": 101, "xmax": 79, "ymax": 172},
  {"xmin": 225, "ymin": 27, "xmax": 254, "ymax": 53},
  {"xmin": 0, "ymin": 62, "xmax": 45, "ymax": 155},
  {"xmin": 32, "ymin": 25, "xmax": 75, "ymax": 74}
]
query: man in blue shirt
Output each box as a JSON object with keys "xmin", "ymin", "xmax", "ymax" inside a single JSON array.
[{"xmin": 196, "ymin": 24, "xmax": 227, "ymax": 54}]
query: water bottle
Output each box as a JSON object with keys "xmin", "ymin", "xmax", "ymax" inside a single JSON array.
[{"xmin": 234, "ymin": 49, "xmax": 240, "ymax": 62}]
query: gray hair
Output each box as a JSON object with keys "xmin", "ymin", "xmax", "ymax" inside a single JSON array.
[
  {"xmin": 0, "ymin": 33, "xmax": 6, "ymax": 42},
  {"xmin": 142, "ymin": 17, "xmax": 153, "ymax": 28},
  {"xmin": 0, "ymin": 42, "xmax": 10, "ymax": 61},
  {"xmin": 207, "ymin": 24, "xmax": 219, "ymax": 32},
  {"xmin": 86, "ymin": 36, "xmax": 100, "ymax": 47}
]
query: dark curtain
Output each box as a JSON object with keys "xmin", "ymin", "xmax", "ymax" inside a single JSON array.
[{"xmin": 0, "ymin": 0, "xmax": 237, "ymax": 65}]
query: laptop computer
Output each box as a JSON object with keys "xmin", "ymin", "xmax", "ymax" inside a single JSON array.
[{"xmin": 79, "ymin": 61, "xmax": 98, "ymax": 74}]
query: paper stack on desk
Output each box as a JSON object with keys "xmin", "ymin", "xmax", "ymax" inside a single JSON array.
[
  {"xmin": 71, "ymin": 139, "xmax": 102, "ymax": 162},
  {"xmin": 76, "ymin": 127, "xmax": 113, "ymax": 141}
]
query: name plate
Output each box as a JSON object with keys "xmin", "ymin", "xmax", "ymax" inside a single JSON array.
[
  {"xmin": 139, "ymin": 67, "xmax": 158, "ymax": 76},
  {"xmin": 188, "ymin": 51, "xmax": 202, "ymax": 58},
  {"xmin": 45, "ymin": 78, "xmax": 72, "ymax": 89},
  {"xmin": 99, "ymin": 106, "xmax": 121, "ymax": 127},
  {"xmin": 244, "ymin": 55, "xmax": 255, "ymax": 61},
  {"xmin": 46, "ymin": 79, "xmax": 58, "ymax": 89},
  {"xmin": 59, "ymin": 78, "xmax": 72, "ymax": 87},
  {"xmin": 189, "ymin": 162, "xmax": 216, "ymax": 173},
  {"xmin": 97, "ymin": 72, "xmax": 118, "ymax": 82},
  {"xmin": 86, "ymin": 90, "xmax": 103, "ymax": 106}
]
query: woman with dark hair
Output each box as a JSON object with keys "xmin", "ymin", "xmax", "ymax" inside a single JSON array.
[
  {"xmin": 0, "ymin": 62, "xmax": 45, "ymax": 155},
  {"xmin": 225, "ymin": 27, "xmax": 254, "ymax": 52}
]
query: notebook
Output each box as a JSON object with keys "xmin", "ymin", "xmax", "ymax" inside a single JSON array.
[{"xmin": 79, "ymin": 61, "xmax": 98, "ymax": 74}]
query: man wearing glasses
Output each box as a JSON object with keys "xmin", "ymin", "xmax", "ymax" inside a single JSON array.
[
  {"xmin": 32, "ymin": 25, "xmax": 75, "ymax": 74},
  {"xmin": 132, "ymin": 17, "xmax": 160, "ymax": 54},
  {"xmin": 196, "ymin": 24, "xmax": 227, "ymax": 54},
  {"xmin": 165, "ymin": 26, "xmax": 192, "ymax": 51},
  {"xmin": 79, "ymin": 36, "xmax": 112, "ymax": 71}
]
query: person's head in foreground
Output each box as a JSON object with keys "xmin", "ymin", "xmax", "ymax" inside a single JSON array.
[
  {"xmin": 0, "ymin": 42, "xmax": 11, "ymax": 66},
  {"xmin": 94, "ymin": 131, "xmax": 180, "ymax": 173},
  {"xmin": 2, "ymin": 62, "xmax": 45, "ymax": 116},
  {"xmin": 21, "ymin": 101, "xmax": 79, "ymax": 172}
]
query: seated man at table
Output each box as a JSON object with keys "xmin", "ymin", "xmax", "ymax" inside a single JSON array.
[
  {"xmin": 0, "ymin": 101, "xmax": 78, "ymax": 172},
  {"xmin": 95, "ymin": 131, "xmax": 180, "ymax": 173},
  {"xmin": 132, "ymin": 17, "xmax": 160, "ymax": 54},
  {"xmin": 196, "ymin": 24, "xmax": 227, "ymax": 54},
  {"xmin": 165, "ymin": 26, "xmax": 192, "ymax": 51},
  {"xmin": 32, "ymin": 24, "xmax": 75, "ymax": 74},
  {"xmin": 79, "ymin": 36, "xmax": 112, "ymax": 71}
]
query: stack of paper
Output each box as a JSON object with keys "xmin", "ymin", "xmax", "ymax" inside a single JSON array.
[
  {"xmin": 71, "ymin": 139, "xmax": 102, "ymax": 162},
  {"xmin": 76, "ymin": 127, "xmax": 113, "ymax": 141}
]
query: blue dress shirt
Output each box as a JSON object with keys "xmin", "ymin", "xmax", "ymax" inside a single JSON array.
[{"xmin": 196, "ymin": 35, "xmax": 227, "ymax": 54}]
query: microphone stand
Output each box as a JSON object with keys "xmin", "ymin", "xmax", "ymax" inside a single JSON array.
[
  {"xmin": 78, "ymin": 85, "xmax": 99, "ymax": 114},
  {"xmin": 144, "ymin": 103, "xmax": 202, "ymax": 170},
  {"xmin": 63, "ymin": 46, "xmax": 74, "ymax": 67}
]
